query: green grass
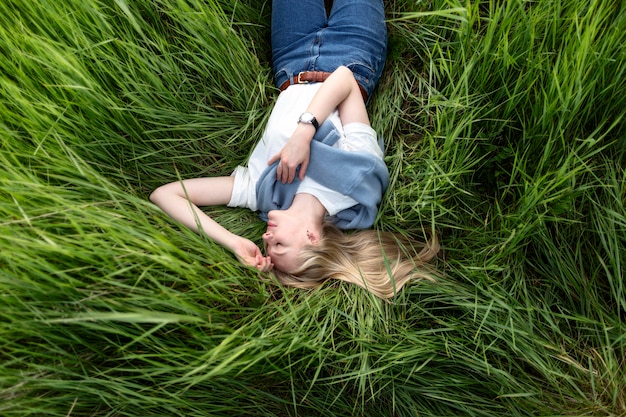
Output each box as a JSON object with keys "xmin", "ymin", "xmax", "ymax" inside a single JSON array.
[{"xmin": 1, "ymin": 0, "xmax": 625, "ymax": 415}]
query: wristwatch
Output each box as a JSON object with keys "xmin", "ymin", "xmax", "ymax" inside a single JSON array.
[{"xmin": 298, "ymin": 112, "xmax": 319, "ymax": 131}]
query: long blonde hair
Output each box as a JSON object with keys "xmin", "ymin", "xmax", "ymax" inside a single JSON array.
[{"xmin": 273, "ymin": 222, "xmax": 440, "ymax": 299}]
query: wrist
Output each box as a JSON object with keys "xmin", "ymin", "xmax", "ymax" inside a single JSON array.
[
  {"xmin": 222, "ymin": 232, "xmax": 243, "ymax": 252},
  {"xmin": 294, "ymin": 123, "xmax": 316, "ymax": 142}
]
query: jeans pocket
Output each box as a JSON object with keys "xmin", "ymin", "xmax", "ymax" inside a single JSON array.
[{"xmin": 346, "ymin": 62, "xmax": 376, "ymax": 87}]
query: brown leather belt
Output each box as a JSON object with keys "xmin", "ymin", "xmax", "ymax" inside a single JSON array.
[{"xmin": 279, "ymin": 71, "xmax": 368, "ymax": 102}]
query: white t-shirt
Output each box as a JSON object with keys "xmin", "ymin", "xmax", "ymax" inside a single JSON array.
[{"xmin": 227, "ymin": 83, "xmax": 383, "ymax": 215}]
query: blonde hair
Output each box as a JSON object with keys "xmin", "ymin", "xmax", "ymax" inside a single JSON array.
[{"xmin": 273, "ymin": 222, "xmax": 440, "ymax": 299}]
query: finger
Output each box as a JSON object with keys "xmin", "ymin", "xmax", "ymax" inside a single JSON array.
[
  {"xmin": 264, "ymin": 256, "xmax": 274, "ymax": 272},
  {"xmin": 254, "ymin": 254, "xmax": 264, "ymax": 269},
  {"xmin": 281, "ymin": 164, "xmax": 291, "ymax": 184},
  {"xmin": 276, "ymin": 162, "xmax": 283, "ymax": 181},
  {"xmin": 287, "ymin": 166, "xmax": 296, "ymax": 184},
  {"xmin": 280, "ymin": 160, "xmax": 293, "ymax": 183},
  {"xmin": 268, "ymin": 153, "xmax": 280, "ymax": 166},
  {"xmin": 256, "ymin": 255, "xmax": 271, "ymax": 272},
  {"xmin": 299, "ymin": 159, "xmax": 309, "ymax": 180}
]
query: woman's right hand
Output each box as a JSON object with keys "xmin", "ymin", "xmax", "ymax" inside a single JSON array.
[{"xmin": 231, "ymin": 236, "xmax": 274, "ymax": 272}]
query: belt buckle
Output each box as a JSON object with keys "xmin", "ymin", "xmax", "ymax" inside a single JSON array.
[{"xmin": 296, "ymin": 71, "xmax": 309, "ymax": 84}]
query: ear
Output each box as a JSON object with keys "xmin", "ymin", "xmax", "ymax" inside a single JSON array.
[{"xmin": 307, "ymin": 229, "xmax": 321, "ymax": 245}]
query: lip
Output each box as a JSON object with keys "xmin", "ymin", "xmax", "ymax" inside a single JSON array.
[{"xmin": 267, "ymin": 221, "xmax": 277, "ymax": 228}]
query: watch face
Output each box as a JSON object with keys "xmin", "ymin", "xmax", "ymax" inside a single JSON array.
[{"xmin": 300, "ymin": 112, "xmax": 314, "ymax": 123}]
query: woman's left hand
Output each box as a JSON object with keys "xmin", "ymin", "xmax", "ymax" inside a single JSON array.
[{"xmin": 268, "ymin": 124, "xmax": 315, "ymax": 183}]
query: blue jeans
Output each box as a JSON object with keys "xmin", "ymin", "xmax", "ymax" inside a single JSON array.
[{"xmin": 271, "ymin": 0, "xmax": 388, "ymax": 101}]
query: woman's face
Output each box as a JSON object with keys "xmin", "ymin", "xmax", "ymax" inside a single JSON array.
[{"xmin": 262, "ymin": 210, "xmax": 318, "ymax": 273}]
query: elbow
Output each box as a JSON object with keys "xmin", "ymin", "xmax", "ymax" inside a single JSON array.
[
  {"xmin": 336, "ymin": 65, "xmax": 355, "ymax": 80},
  {"xmin": 149, "ymin": 186, "xmax": 165, "ymax": 207},
  {"xmin": 337, "ymin": 65, "xmax": 359, "ymax": 89}
]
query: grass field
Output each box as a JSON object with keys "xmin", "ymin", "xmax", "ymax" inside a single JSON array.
[{"xmin": 1, "ymin": 0, "xmax": 625, "ymax": 415}]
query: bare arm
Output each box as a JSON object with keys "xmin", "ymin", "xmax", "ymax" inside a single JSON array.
[
  {"xmin": 150, "ymin": 177, "xmax": 273, "ymax": 271},
  {"xmin": 269, "ymin": 66, "xmax": 370, "ymax": 183}
]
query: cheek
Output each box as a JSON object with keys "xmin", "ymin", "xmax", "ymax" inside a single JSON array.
[
  {"xmin": 276, "ymin": 227, "xmax": 298, "ymax": 244},
  {"xmin": 272, "ymin": 253, "xmax": 299, "ymax": 274}
]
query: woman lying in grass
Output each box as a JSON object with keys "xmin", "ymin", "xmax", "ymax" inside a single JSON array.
[{"xmin": 150, "ymin": 0, "xmax": 439, "ymax": 298}]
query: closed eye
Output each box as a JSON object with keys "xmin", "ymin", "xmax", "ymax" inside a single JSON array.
[{"xmin": 264, "ymin": 242, "xmax": 282, "ymax": 257}]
